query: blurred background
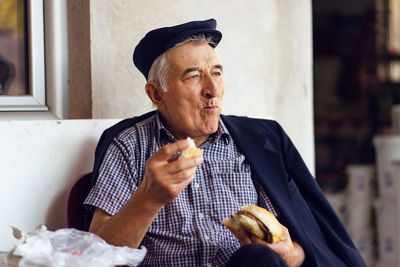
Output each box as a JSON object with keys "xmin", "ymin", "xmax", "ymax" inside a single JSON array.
[
  {"xmin": 0, "ymin": 0, "xmax": 27, "ymax": 96},
  {"xmin": 313, "ymin": 0, "xmax": 400, "ymax": 266}
]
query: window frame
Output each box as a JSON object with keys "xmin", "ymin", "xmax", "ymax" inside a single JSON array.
[{"xmin": 0, "ymin": 0, "xmax": 69, "ymax": 119}]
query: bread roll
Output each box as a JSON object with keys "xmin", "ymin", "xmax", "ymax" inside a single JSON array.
[
  {"xmin": 180, "ymin": 137, "xmax": 203, "ymax": 158},
  {"xmin": 222, "ymin": 205, "xmax": 282, "ymax": 244}
]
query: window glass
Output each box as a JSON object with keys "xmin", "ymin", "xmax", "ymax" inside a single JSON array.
[{"xmin": 0, "ymin": 0, "xmax": 28, "ymax": 96}]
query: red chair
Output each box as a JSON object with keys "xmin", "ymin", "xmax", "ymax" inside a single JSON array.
[{"xmin": 67, "ymin": 173, "xmax": 93, "ymax": 231}]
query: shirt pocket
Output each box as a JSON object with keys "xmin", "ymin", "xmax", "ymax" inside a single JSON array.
[
  {"xmin": 147, "ymin": 195, "xmax": 195, "ymax": 237},
  {"xmin": 208, "ymin": 172, "xmax": 258, "ymax": 223}
]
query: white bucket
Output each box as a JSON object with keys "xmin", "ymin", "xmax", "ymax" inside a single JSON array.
[
  {"xmin": 349, "ymin": 229, "xmax": 375, "ymax": 266},
  {"xmin": 346, "ymin": 199, "xmax": 373, "ymax": 237},
  {"xmin": 374, "ymin": 260, "xmax": 398, "ymax": 267},
  {"xmin": 325, "ymin": 192, "xmax": 347, "ymax": 225},
  {"xmin": 374, "ymin": 199, "xmax": 398, "ymax": 263},
  {"xmin": 373, "ymin": 136, "xmax": 400, "ymax": 199},
  {"xmin": 346, "ymin": 164, "xmax": 375, "ymax": 200}
]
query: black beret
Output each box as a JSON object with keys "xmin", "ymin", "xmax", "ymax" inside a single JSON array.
[{"xmin": 133, "ymin": 18, "xmax": 222, "ymax": 81}]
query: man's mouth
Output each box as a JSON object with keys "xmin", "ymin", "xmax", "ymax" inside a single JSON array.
[{"xmin": 204, "ymin": 105, "xmax": 218, "ymax": 110}]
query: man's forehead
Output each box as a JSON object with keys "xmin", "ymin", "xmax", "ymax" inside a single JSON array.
[
  {"xmin": 167, "ymin": 42, "xmax": 221, "ymax": 71},
  {"xmin": 183, "ymin": 64, "xmax": 223, "ymax": 74}
]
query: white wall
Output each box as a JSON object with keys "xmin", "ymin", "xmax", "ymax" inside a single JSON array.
[
  {"xmin": 0, "ymin": 0, "xmax": 314, "ymax": 252},
  {"xmin": 89, "ymin": 0, "xmax": 315, "ymax": 172},
  {"xmin": 0, "ymin": 119, "xmax": 119, "ymax": 251}
]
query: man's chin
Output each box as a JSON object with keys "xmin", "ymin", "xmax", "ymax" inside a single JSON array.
[{"xmin": 204, "ymin": 120, "xmax": 220, "ymax": 134}]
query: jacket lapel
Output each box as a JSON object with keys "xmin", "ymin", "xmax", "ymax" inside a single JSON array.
[{"xmin": 221, "ymin": 116, "xmax": 295, "ymax": 218}]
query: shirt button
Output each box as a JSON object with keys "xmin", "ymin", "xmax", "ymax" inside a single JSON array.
[
  {"xmin": 194, "ymin": 182, "xmax": 200, "ymax": 189},
  {"xmin": 207, "ymin": 264, "xmax": 212, "ymax": 267},
  {"xmin": 199, "ymin": 213, "xmax": 204, "ymax": 219},
  {"xmin": 204, "ymin": 235, "xmax": 209, "ymax": 241}
]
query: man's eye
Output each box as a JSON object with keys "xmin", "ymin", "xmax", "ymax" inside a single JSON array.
[
  {"xmin": 188, "ymin": 74, "xmax": 200, "ymax": 80},
  {"xmin": 212, "ymin": 72, "xmax": 222, "ymax": 77}
]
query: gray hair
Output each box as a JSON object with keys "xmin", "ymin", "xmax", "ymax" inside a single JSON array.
[{"xmin": 147, "ymin": 34, "xmax": 217, "ymax": 92}]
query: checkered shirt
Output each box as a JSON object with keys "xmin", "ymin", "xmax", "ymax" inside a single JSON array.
[{"xmin": 84, "ymin": 112, "xmax": 279, "ymax": 267}]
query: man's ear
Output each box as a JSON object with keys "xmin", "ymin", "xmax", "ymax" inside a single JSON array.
[{"xmin": 145, "ymin": 82, "xmax": 164, "ymax": 107}]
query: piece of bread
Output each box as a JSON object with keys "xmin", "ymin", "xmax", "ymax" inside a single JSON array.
[
  {"xmin": 222, "ymin": 205, "xmax": 282, "ymax": 243},
  {"xmin": 180, "ymin": 137, "xmax": 203, "ymax": 158}
]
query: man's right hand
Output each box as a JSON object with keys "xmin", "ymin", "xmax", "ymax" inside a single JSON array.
[
  {"xmin": 138, "ymin": 139, "xmax": 204, "ymax": 206},
  {"xmin": 89, "ymin": 139, "xmax": 203, "ymax": 248},
  {"xmin": 235, "ymin": 225, "xmax": 305, "ymax": 267}
]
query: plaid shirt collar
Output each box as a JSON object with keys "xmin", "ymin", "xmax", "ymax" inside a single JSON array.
[{"xmin": 154, "ymin": 110, "xmax": 231, "ymax": 147}]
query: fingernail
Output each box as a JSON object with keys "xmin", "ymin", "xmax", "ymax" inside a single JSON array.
[
  {"xmin": 181, "ymin": 140, "xmax": 188, "ymax": 148},
  {"xmin": 195, "ymin": 156, "xmax": 203, "ymax": 164}
]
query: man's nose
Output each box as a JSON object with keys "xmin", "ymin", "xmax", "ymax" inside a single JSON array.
[{"xmin": 201, "ymin": 74, "xmax": 222, "ymax": 98}]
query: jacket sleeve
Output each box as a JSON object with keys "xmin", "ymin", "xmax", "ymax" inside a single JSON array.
[{"xmin": 275, "ymin": 122, "xmax": 366, "ymax": 266}]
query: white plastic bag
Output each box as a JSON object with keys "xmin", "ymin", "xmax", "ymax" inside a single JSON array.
[{"xmin": 8, "ymin": 225, "xmax": 146, "ymax": 267}]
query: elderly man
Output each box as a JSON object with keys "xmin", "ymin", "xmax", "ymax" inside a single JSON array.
[{"xmin": 84, "ymin": 19, "xmax": 366, "ymax": 266}]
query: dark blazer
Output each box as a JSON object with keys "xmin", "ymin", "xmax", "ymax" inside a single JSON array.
[{"xmin": 86, "ymin": 111, "xmax": 366, "ymax": 267}]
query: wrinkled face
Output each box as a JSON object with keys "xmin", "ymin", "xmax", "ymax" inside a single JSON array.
[{"xmin": 158, "ymin": 42, "xmax": 225, "ymax": 144}]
